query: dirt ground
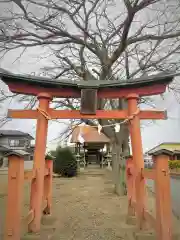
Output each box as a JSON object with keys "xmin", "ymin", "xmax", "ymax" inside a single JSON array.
[
  {"xmin": 1, "ymin": 167, "xmax": 180, "ymax": 239},
  {"xmin": 1, "ymin": 168, "xmax": 134, "ymax": 240},
  {"xmin": 48, "ymin": 168, "xmax": 133, "ymax": 240}
]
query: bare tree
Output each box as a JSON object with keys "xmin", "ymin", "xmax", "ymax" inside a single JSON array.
[{"xmin": 1, "ymin": 0, "xmax": 180, "ymax": 195}]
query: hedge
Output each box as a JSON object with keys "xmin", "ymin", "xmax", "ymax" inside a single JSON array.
[{"xmin": 168, "ymin": 160, "xmax": 180, "ymax": 170}]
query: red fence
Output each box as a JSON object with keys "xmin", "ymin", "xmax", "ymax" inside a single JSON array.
[
  {"xmin": 4, "ymin": 153, "xmax": 53, "ymax": 240},
  {"xmin": 126, "ymin": 150, "xmax": 172, "ymax": 240}
]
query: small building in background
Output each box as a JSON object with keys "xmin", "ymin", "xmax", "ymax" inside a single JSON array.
[
  {"xmin": 146, "ymin": 142, "xmax": 180, "ymax": 162},
  {"xmin": 0, "ymin": 130, "xmax": 34, "ymax": 168},
  {"xmin": 144, "ymin": 153, "xmax": 153, "ymax": 168},
  {"xmin": 70, "ymin": 124, "xmax": 110, "ymax": 165}
]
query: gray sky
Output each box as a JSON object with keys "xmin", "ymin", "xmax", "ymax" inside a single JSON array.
[
  {"xmin": 0, "ymin": 51, "xmax": 180, "ymax": 152},
  {"xmin": 0, "ymin": 0, "xmax": 180, "ymax": 152}
]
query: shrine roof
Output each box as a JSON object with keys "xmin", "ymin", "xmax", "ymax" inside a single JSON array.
[
  {"xmin": 0, "ymin": 70, "xmax": 176, "ymax": 90},
  {"xmin": 71, "ymin": 125, "xmax": 110, "ymax": 143}
]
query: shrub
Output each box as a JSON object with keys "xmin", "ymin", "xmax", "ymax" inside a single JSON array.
[
  {"xmin": 168, "ymin": 160, "xmax": 180, "ymax": 170},
  {"xmin": 45, "ymin": 153, "xmax": 54, "ymax": 160},
  {"xmin": 53, "ymin": 147, "xmax": 77, "ymax": 177}
]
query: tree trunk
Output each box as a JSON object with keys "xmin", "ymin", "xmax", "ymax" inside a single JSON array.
[
  {"xmin": 112, "ymin": 142, "xmax": 125, "ymax": 195},
  {"xmin": 111, "ymin": 125, "xmax": 129, "ymax": 196},
  {"xmin": 97, "ymin": 98, "xmax": 130, "ymax": 196},
  {"xmin": 111, "ymin": 99, "xmax": 130, "ymax": 196}
]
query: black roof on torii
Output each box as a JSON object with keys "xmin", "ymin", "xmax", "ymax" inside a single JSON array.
[{"xmin": 0, "ymin": 69, "xmax": 177, "ymax": 90}]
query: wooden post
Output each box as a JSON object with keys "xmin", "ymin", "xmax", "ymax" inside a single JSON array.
[
  {"xmin": 127, "ymin": 94, "xmax": 146, "ymax": 229},
  {"xmin": 153, "ymin": 150, "xmax": 172, "ymax": 240},
  {"xmin": 43, "ymin": 159, "xmax": 53, "ymax": 215},
  {"xmin": 4, "ymin": 153, "xmax": 24, "ymax": 240},
  {"xmin": 29, "ymin": 93, "xmax": 52, "ymax": 232},
  {"xmin": 126, "ymin": 156, "xmax": 135, "ymax": 217}
]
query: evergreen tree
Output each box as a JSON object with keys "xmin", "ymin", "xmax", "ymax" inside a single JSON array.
[{"xmin": 53, "ymin": 147, "xmax": 77, "ymax": 177}]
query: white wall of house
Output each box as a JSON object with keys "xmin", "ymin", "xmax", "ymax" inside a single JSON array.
[
  {"xmin": 0, "ymin": 160, "xmax": 33, "ymax": 170},
  {"xmin": 24, "ymin": 161, "xmax": 33, "ymax": 169}
]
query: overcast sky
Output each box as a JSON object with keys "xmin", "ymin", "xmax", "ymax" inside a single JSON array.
[
  {"xmin": 0, "ymin": 1, "xmax": 180, "ymax": 152},
  {"xmin": 0, "ymin": 51, "xmax": 180, "ymax": 153}
]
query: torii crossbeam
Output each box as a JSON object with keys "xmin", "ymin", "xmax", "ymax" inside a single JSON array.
[{"xmin": 0, "ymin": 70, "xmax": 175, "ymax": 237}]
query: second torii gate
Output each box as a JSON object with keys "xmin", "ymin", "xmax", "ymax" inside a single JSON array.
[{"xmin": 0, "ymin": 71, "xmax": 174, "ymax": 235}]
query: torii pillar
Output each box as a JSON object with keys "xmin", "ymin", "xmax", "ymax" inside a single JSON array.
[
  {"xmin": 28, "ymin": 93, "xmax": 52, "ymax": 232},
  {"xmin": 127, "ymin": 94, "xmax": 146, "ymax": 229}
]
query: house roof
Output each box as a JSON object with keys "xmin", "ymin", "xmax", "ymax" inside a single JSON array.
[
  {"xmin": 146, "ymin": 142, "xmax": 180, "ymax": 155},
  {"xmin": 0, "ymin": 145, "xmax": 10, "ymax": 152},
  {"xmin": 0, "ymin": 69, "xmax": 176, "ymax": 90},
  {"xmin": 149, "ymin": 149, "xmax": 174, "ymax": 156},
  {"xmin": 71, "ymin": 125, "xmax": 110, "ymax": 143},
  {"xmin": 5, "ymin": 149, "xmax": 30, "ymax": 157},
  {"xmin": 0, "ymin": 146, "xmax": 31, "ymax": 159},
  {"xmin": 0, "ymin": 130, "xmax": 34, "ymax": 140}
]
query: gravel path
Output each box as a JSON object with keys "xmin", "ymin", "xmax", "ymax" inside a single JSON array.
[{"xmin": 48, "ymin": 168, "xmax": 133, "ymax": 240}]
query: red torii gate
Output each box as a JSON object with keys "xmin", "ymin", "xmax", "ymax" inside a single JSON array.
[{"xmin": 0, "ymin": 71, "xmax": 175, "ymax": 240}]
